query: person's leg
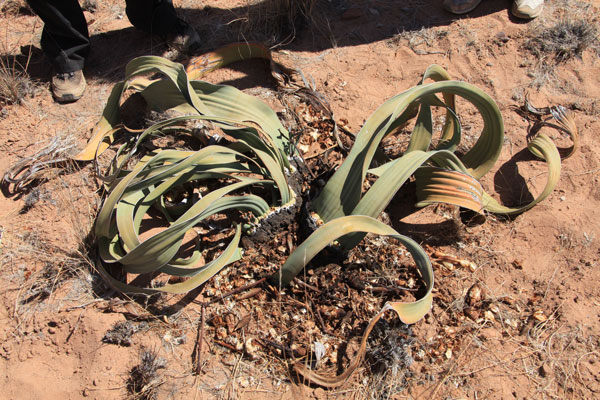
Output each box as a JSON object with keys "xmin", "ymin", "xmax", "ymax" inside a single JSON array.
[
  {"xmin": 26, "ymin": 0, "xmax": 88, "ymax": 102},
  {"xmin": 26, "ymin": 0, "xmax": 89, "ymax": 73},
  {"xmin": 125, "ymin": 0, "xmax": 186, "ymax": 35},
  {"xmin": 512, "ymin": 0, "xmax": 544, "ymax": 19},
  {"xmin": 443, "ymin": 0, "xmax": 483, "ymax": 14},
  {"xmin": 125, "ymin": 0, "xmax": 201, "ymax": 53}
]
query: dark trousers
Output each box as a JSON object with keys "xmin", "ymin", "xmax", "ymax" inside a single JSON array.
[{"xmin": 27, "ymin": 0, "xmax": 185, "ymax": 73}]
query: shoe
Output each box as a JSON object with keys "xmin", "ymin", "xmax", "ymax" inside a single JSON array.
[
  {"xmin": 52, "ymin": 70, "xmax": 86, "ymax": 103},
  {"xmin": 443, "ymin": 0, "xmax": 483, "ymax": 14},
  {"xmin": 512, "ymin": 0, "xmax": 543, "ymax": 19},
  {"xmin": 168, "ymin": 20, "xmax": 202, "ymax": 54}
]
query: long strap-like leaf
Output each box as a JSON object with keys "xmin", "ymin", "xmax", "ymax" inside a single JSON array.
[
  {"xmin": 313, "ymin": 77, "xmax": 504, "ymax": 223},
  {"xmin": 270, "ymin": 215, "xmax": 433, "ymax": 387}
]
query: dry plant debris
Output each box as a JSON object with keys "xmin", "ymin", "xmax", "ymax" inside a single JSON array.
[
  {"xmin": 127, "ymin": 348, "xmax": 166, "ymax": 400},
  {"xmin": 103, "ymin": 320, "xmax": 148, "ymax": 347},
  {"xmin": 2, "ymin": 133, "xmax": 80, "ymax": 193}
]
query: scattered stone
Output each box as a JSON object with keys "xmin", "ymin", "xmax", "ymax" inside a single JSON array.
[
  {"xmin": 238, "ymin": 377, "xmax": 250, "ymax": 388},
  {"xmin": 245, "ymin": 338, "xmax": 259, "ymax": 360},
  {"xmin": 505, "ymin": 319, "xmax": 519, "ymax": 330},
  {"xmin": 484, "ymin": 310, "xmax": 495, "ymax": 322},
  {"xmin": 539, "ymin": 362, "xmax": 552, "ymax": 378},
  {"xmin": 532, "ymin": 310, "xmax": 547, "ymax": 322},
  {"xmin": 480, "ymin": 328, "xmax": 501, "ymax": 341},
  {"xmin": 445, "ymin": 348, "xmax": 453, "ymax": 359},
  {"xmin": 464, "ymin": 307, "xmax": 480, "ymax": 321},
  {"xmin": 466, "ymin": 283, "xmax": 484, "ymax": 306},
  {"xmin": 496, "ymin": 32, "xmax": 509, "ymax": 43}
]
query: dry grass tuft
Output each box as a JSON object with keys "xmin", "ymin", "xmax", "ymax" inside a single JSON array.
[
  {"xmin": 127, "ymin": 348, "xmax": 166, "ymax": 400},
  {"xmin": 364, "ymin": 320, "xmax": 416, "ymax": 399},
  {"xmin": 521, "ymin": 315, "xmax": 600, "ymax": 398},
  {"xmin": 5, "ymin": 180, "xmax": 98, "ymax": 312},
  {"xmin": 16, "ymin": 230, "xmax": 93, "ymax": 305},
  {"xmin": 0, "ymin": 0, "xmax": 36, "ymax": 106},
  {"xmin": 0, "ymin": 56, "xmax": 35, "ymax": 106},
  {"xmin": 235, "ymin": 0, "xmax": 317, "ymax": 45},
  {"xmin": 20, "ymin": 262, "xmax": 80, "ymax": 304},
  {"xmin": 525, "ymin": 19, "xmax": 598, "ymax": 63},
  {"xmin": 524, "ymin": 2, "xmax": 599, "ymax": 88},
  {"xmin": 0, "ymin": 0, "xmax": 29, "ymax": 15}
]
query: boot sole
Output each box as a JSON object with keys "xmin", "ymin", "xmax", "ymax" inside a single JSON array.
[
  {"xmin": 54, "ymin": 92, "xmax": 85, "ymax": 103},
  {"xmin": 444, "ymin": 0, "xmax": 483, "ymax": 14},
  {"xmin": 52, "ymin": 80, "xmax": 86, "ymax": 103}
]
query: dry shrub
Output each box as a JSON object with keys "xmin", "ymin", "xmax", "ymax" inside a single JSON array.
[
  {"xmin": 0, "ymin": 0, "xmax": 30, "ymax": 15},
  {"xmin": 524, "ymin": 2, "xmax": 599, "ymax": 88},
  {"xmin": 238, "ymin": 0, "xmax": 316, "ymax": 44},
  {"xmin": 0, "ymin": 57, "xmax": 35, "ymax": 106},
  {"xmin": 127, "ymin": 348, "xmax": 166, "ymax": 400},
  {"xmin": 1, "ymin": 0, "xmax": 36, "ymax": 106},
  {"xmin": 365, "ymin": 320, "xmax": 416, "ymax": 399},
  {"xmin": 526, "ymin": 18, "xmax": 599, "ymax": 63}
]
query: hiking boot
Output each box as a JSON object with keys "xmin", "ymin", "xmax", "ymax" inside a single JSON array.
[
  {"xmin": 443, "ymin": 0, "xmax": 483, "ymax": 14},
  {"xmin": 168, "ymin": 20, "xmax": 202, "ymax": 54},
  {"xmin": 512, "ymin": 0, "xmax": 544, "ymax": 19},
  {"xmin": 52, "ymin": 70, "xmax": 86, "ymax": 103}
]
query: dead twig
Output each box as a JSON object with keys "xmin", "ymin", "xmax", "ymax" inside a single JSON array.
[
  {"xmin": 193, "ymin": 278, "xmax": 266, "ymax": 307},
  {"xmin": 65, "ymin": 310, "xmax": 84, "ymax": 343},
  {"xmin": 193, "ymin": 305, "xmax": 206, "ymax": 375},
  {"xmin": 304, "ymin": 144, "xmax": 337, "ymax": 160}
]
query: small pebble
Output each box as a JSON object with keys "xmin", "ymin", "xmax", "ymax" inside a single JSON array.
[
  {"xmin": 496, "ymin": 32, "xmax": 509, "ymax": 43},
  {"xmin": 539, "ymin": 363, "xmax": 552, "ymax": 378}
]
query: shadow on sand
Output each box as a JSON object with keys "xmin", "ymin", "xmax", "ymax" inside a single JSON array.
[{"xmin": 6, "ymin": 0, "xmax": 526, "ymax": 84}]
